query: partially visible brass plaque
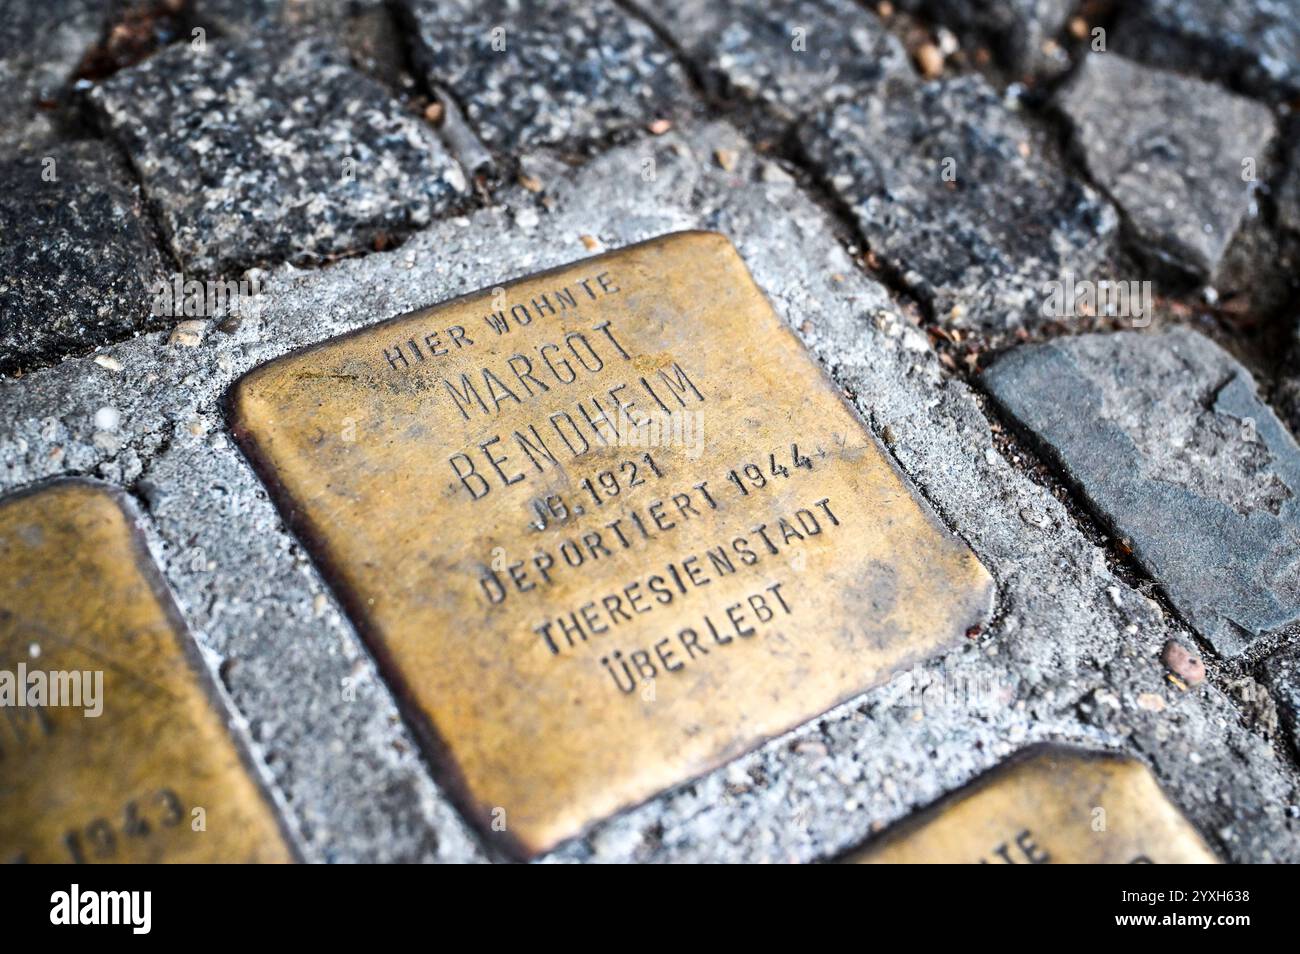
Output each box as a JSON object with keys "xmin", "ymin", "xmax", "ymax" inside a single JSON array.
[
  {"xmin": 847, "ymin": 746, "xmax": 1218, "ymax": 863},
  {"xmin": 230, "ymin": 231, "xmax": 994, "ymax": 858},
  {"xmin": 0, "ymin": 480, "xmax": 293, "ymax": 863}
]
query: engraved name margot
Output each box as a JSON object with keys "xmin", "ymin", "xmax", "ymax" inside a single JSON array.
[{"xmin": 229, "ymin": 231, "xmax": 994, "ymax": 858}]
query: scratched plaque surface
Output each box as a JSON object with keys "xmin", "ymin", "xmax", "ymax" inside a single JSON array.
[
  {"xmin": 0, "ymin": 481, "xmax": 292, "ymax": 863},
  {"xmin": 847, "ymin": 746, "xmax": 1218, "ymax": 863},
  {"xmin": 230, "ymin": 231, "xmax": 994, "ymax": 857}
]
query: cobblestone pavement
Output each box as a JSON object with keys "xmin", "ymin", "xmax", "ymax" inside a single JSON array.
[{"xmin": 2, "ymin": 0, "xmax": 1300, "ymax": 863}]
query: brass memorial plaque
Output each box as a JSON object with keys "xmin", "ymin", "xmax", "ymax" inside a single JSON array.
[
  {"xmin": 229, "ymin": 231, "xmax": 994, "ymax": 857},
  {"xmin": 0, "ymin": 480, "xmax": 293, "ymax": 863},
  {"xmin": 847, "ymin": 746, "xmax": 1218, "ymax": 863}
]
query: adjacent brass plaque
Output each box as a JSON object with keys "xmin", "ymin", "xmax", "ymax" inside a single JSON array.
[
  {"xmin": 0, "ymin": 480, "xmax": 293, "ymax": 863},
  {"xmin": 847, "ymin": 746, "xmax": 1218, "ymax": 863},
  {"xmin": 229, "ymin": 231, "xmax": 994, "ymax": 857}
]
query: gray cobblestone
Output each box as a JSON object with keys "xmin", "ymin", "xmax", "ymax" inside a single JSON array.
[
  {"xmin": 633, "ymin": 0, "xmax": 911, "ymax": 125},
  {"xmin": 0, "ymin": 141, "xmax": 167, "ymax": 375},
  {"xmin": 1055, "ymin": 53, "xmax": 1276, "ymax": 281},
  {"xmin": 805, "ymin": 74, "xmax": 1118, "ymax": 334},
  {"xmin": 90, "ymin": 34, "xmax": 467, "ymax": 277},
  {"xmin": 3, "ymin": 0, "xmax": 1300, "ymax": 866},
  {"xmin": 0, "ymin": 0, "xmax": 101, "ymax": 146},
  {"xmin": 3, "ymin": 122, "xmax": 1295, "ymax": 862},
  {"xmin": 1114, "ymin": 0, "xmax": 1300, "ymax": 101},
  {"xmin": 985, "ymin": 327, "xmax": 1300, "ymax": 658},
  {"xmin": 398, "ymin": 0, "xmax": 692, "ymax": 155},
  {"xmin": 194, "ymin": 0, "xmax": 368, "ymax": 39}
]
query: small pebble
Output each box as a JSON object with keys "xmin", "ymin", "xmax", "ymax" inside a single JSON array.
[
  {"xmin": 169, "ymin": 320, "xmax": 207, "ymax": 347},
  {"xmin": 1137, "ymin": 692, "xmax": 1167, "ymax": 712},
  {"xmin": 93, "ymin": 406, "xmax": 120, "ymax": 432},
  {"xmin": 915, "ymin": 43, "xmax": 944, "ymax": 79},
  {"xmin": 1161, "ymin": 640, "xmax": 1206, "ymax": 685}
]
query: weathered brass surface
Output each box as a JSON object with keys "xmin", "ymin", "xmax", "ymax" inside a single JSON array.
[
  {"xmin": 229, "ymin": 231, "xmax": 994, "ymax": 858},
  {"xmin": 0, "ymin": 480, "xmax": 293, "ymax": 863},
  {"xmin": 847, "ymin": 745, "xmax": 1218, "ymax": 863}
]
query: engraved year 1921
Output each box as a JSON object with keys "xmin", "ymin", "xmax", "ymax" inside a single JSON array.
[{"xmin": 529, "ymin": 452, "xmax": 664, "ymax": 530}]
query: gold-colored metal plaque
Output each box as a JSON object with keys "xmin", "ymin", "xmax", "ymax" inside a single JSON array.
[
  {"xmin": 846, "ymin": 745, "xmax": 1218, "ymax": 863},
  {"xmin": 229, "ymin": 231, "xmax": 994, "ymax": 858},
  {"xmin": 0, "ymin": 480, "xmax": 293, "ymax": 863}
]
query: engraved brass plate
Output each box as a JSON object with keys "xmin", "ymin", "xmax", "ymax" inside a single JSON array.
[
  {"xmin": 846, "ymin": 746, "xmax": 1218, "ymax": 863},
  {"xmin": 0, "ymin": 480, "xmax": 293, "ymax": 863},
  {"xmin": 229, "ymin": 231, "xmax": 994, "ymax": 857}
]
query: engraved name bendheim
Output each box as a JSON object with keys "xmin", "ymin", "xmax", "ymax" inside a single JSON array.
[{"xmin": 377, "ymin": 270, "xmax": 705, "ymax": 503}]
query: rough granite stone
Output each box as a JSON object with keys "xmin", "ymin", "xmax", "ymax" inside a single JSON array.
[
  {"xmin": 191, "ymin": 0, "xmax": 407, "ymax": 89},
  {"xmin": 0, "ymin": 0, "xmax": 102, "ymax": 146},
  {"xmin": 1055, "ymin": 54, "xmax": 1276, "ymax": 280},
  {"xmin": 632, "ymin": 0, "xmax": 912, "ymax": 124},
  {"xmin": 1114, "ymin": 0, "xmax": 1300, "ymax": 101},
  {"xmin": 805, "ymin": 74, "xmax": 1118, "ymax": 333},
  {"xmin": 195, "ymin": 0, "xmax": 368, "ymax": 38},
  {"xmin": 1262, "ymin": 647, "xmax": 1300, "ymax": 757},
  {"xmin": 90, "ymin": 34, "xmax": 467, "ymax": 276},
  {"xmin": 894, "ymin": 0, "xmax": 1073, "ymax": 75},
  {"xmin": 2, "ymin": 123, "xmax": 1295, "ymax": 862},
  {"xmin": 0, "ymin": 141, "xmax": 167, "ymax": 376},
  {"xmin": 398, "ymin": 0, "xmax": 692, "ymax": 154},
  {"xmin": 985, "ymin": 327, "xmax": 1300, "ymax": 657}
]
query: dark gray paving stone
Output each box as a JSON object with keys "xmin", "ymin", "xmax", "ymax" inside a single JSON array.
[
  {"xmin": 90, "ymin": 34, "xmax": 467, "ymax": 276},
  {"xmin": 0, "ymin": 0, "xmax": 102, "ymax": 146},
  {"xmin": 894, "ymin": 0, "xmax": 1073, "ymax": 75},
  {"xmin": 985, "ymin": 327, "xmax": 1300, "ymax": 656},
  {"xmin": 1261, "ymin": 645, "xmax": 1300, "ymax": 756},
  {"xmin": 1114, "ymin": 0, "xmax": 1300, "ymax": 101},
  {"xmin": 0, "ymin": 142, "xmax": 167, "ymax": 376},
  {"xmin": 195, "ymin": 0, "xmax": 363, "ymax": 38},
  {"xmin": 398, "ymin": 0, "xmax": 692, "ymax": 153},
  {"xmin": 1055, "ymin": 54, "xmax": 1275, "ymax": 281},
  {"xmin": 194, "ymin": 0, "xmax": 408, "ymax": 89},
  {"xmin": 805, "ymin": 74, "xmax": 1117, "ymax": 333},
  {"xmin": 633, "ymin": 0, "xmax": 911, "ymax": 124}
]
